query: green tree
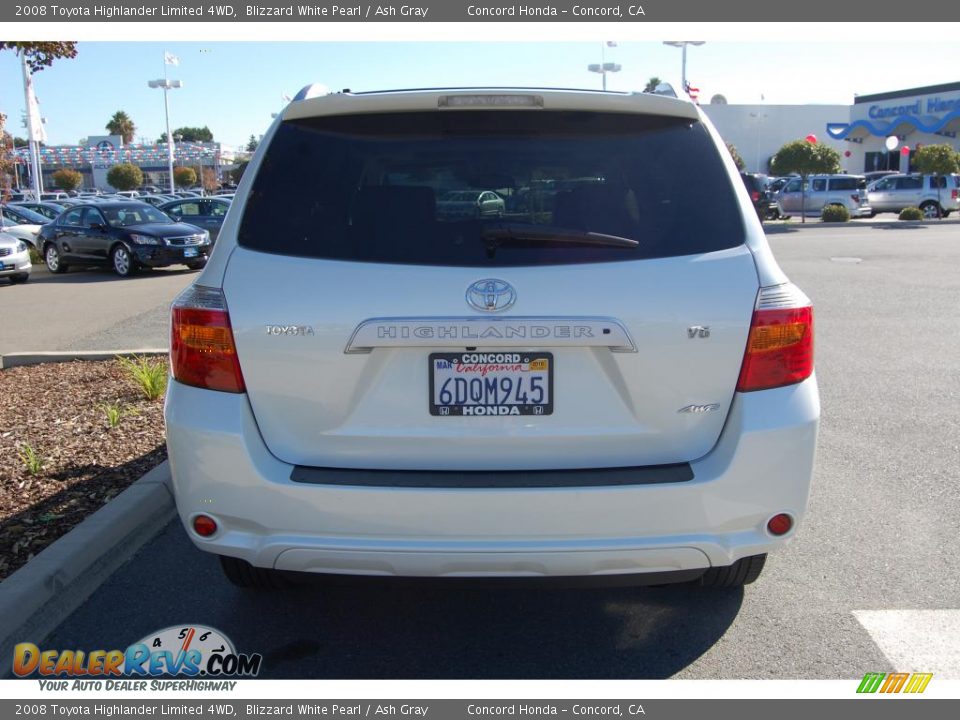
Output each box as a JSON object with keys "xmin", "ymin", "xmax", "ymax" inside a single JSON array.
[
  {"xmin": 106, "ymin": 163, "xmax": 143, "ymax": 191},
  {"xmin": 912, "ymin": 143, "xmax": 960, "ymax": 219},
  {"xmin": 770, "ymin": 140, "xmax": 841, "ymax": 223},
  {"xmin": 246, "ymin": 134, "xmax": 259, "ymax": 152},
  {"xmin": 174, "ymin": 166, "xmax": 197, "ymax": 188},
  {"xmin": 159, "ymin": 126, "xmax": 214, "ymax": 143},
  {"xmin": 106, "ymin": 111, "xmax": 136, "ymax": 145},
  {"xmin": 0, "ymin": 42, "xmax": 78, "ymax": 73},
  {"xmin": 726, "ymin": 142, "xmax": 746, "ymax": 171},
  {"xmin": 52, "ymin": 168, "xmax": 83, "ymax": 192},
  {"xmin": 643, "ymin": 77, "xmax": 662, "ymax": 93}
]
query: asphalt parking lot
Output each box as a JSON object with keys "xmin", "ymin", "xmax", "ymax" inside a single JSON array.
[{"xmin": 13, "ymin": 222, "xmax": 960, "ymax": 678}]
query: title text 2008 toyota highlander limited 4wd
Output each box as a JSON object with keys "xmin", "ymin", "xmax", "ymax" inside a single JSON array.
[{"xmin": 165, "ymin": 88, "xmax": 819, "ymax": 589}]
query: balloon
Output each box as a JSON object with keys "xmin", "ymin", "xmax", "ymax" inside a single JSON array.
[
  {"xmin": 805, "ymin": 134, "xmax": 817, "ymax": 143},
  {"xmin": 900, "ymin": 146, "xmax": 910, "ymax": 156},
  {"xmin": 884, "ymin": 135, "xmax": 899, "ymax": 151},
  {"xmin": 844, "ymin": 150, "xmax": 851, "ymax": 157}
]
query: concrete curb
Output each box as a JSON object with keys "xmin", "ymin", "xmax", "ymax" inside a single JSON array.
[
  {"xmin": 1, "ymin": 349, "xmax": 167, "ymax": 370},
  {"xmin": 0, "ymin": 461, "xmax": 175, "ymax": 677},
  {"xmin": 764, "ymin": 217, "xmax": 960, "ymax": 232}
]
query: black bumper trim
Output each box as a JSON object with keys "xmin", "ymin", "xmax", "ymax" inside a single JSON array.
[{"xmin": 289, "ymin": 463, "xmax": 694, "ymax": 488}]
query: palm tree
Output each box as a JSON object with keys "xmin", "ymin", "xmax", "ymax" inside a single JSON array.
[{"xmin": 106, "ymin": 111, "xmax": 136, "ymax": 145}]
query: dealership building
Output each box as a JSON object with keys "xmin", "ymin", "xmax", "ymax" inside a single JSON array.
[{"xmin": 703, "ymin": 81, "xmax": 960, "ymax": 175}]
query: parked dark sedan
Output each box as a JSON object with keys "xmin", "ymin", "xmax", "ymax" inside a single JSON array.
[
  {"xmin": 159, "ymin": 197, "xmax": 230, "ymax": 241},
  {"xmin": 38, "ymin": 202, "xmax": 212, "ymax": 277}
]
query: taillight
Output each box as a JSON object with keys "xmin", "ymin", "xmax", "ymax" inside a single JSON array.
[
  {"xmin": 750, "ymin": 190, "xmax": 760, "ymax": 202},
  {"xmin": 737, "ymin": 284, "xmax": 814, "ymax": 392},
  {"xmin": 171, "ymin": 285, "xmax": 246, "ymax": 393},
  {"xmin": 851, "ymin": 194, "xmax": 860, "ymax": 203},
  {"xmin": 952, "ymin": 189, "xmax": 958, "ymax": 200}
]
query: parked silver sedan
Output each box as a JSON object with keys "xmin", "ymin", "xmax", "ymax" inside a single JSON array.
[{"xmin": 0, "ymin": 231, "xmax": 32, "ymax": 284}]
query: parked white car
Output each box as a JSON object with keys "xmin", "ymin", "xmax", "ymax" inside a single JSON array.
[
  {"xmin": 0, "ymin": 231, "xmax": 32, "ymax": 284},
  {"xmin": 777, "ymin": 174, "xmax": 872, "ymax": 218},
  {"xmin": 165, "ymin": 87, "xmax": 819, "ymax": 590},
  {"xmin": 867, "ymin": 173, "xmax": 959, "ymax": 218},
  {"xmin": 0, "ymin": 218, "xmax": 43, "ymax": 251}
]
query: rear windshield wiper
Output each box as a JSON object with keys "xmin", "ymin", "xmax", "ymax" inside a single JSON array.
[{"xmin": 479, "ymin": 222, "xmax": 638, "ymax": 258}]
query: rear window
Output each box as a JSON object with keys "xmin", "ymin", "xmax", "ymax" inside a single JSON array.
[
  {"xmin": 238, "ymin": 111, "xmax": 745, "ymax": 266},
  {"xmin": 829, "ymin": 177, "xmax": 866, "ymax": 191}
]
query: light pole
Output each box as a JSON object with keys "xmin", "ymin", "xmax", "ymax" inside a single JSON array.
[
  {"xmin": 663, "ymin": 41, "xmax": 705, "ymax": 95},
  {"xmin": 587, "ymin": 41, "xmax": 621, "ymax": 91},
  {"xmin": 147, "ymin": 78, "xmax": 182, "ymax": 193}
]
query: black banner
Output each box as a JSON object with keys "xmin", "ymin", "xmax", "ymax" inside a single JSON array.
[{"xmin": 4, "ymin": 1, "xmax": 960, "ymax": 22}]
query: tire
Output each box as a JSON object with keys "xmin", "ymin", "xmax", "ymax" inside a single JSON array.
[
  {"xmin": 920, "ymin": 201, "xmax": 942, "ymax": 219},
  {"xmin": 942, "ymin": 210, "xmax": 951, "ymax": 218},
  {"xmin": 219, "ymin": 555, "xmax": 293, "ymax": 589},
  {"xmin": 9, "ymin": 273, "xmax": 29, "ymax": 284},
  {"xmin": 185, "ymin": 258, "xmax": 207, "ymax": 271},
  {"xmin": 110, "ymin": 244, "xmax": 135, "ymax": 277},
  {"xmin": 698, "ymin": 553, "xmax": 767, "ymax": 588},
  {"xmin": 44, "ymin": 244, "xmax": 68, "ymax": 274}
]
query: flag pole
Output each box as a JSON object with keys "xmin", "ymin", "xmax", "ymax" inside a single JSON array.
[{"xmin": 21, "ymin": 54, "xmax": 43, "ymax": 200}]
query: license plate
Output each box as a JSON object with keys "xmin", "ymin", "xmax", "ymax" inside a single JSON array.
[
  {"xmin": 429, "ymin": 352, "xmax": 553, "ymax": 416},
  {"xmin": 0, "ymin": 264, "xmax": 11, "ymax": 271},
  {"xmin": 183, "ymin": 247, "xmax": 199, "ymax": 258}
]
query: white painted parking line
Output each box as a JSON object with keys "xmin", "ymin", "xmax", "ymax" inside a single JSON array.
[{"xmin": 853, "ymin": 610, "xmax": 960, "ymax": 679}]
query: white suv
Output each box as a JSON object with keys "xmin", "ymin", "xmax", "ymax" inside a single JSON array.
[{"xmin": 165, "ymin": 88, "xmax": 819, "ymax": 589}]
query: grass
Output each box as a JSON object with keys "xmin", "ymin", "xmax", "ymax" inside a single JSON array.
[
  {"xmin": 116, "ymin": 355, "xmax": 168, "ymax": 401},
  {"xmin": 18, "ymin": 444, "xmax": 43, "ymax": 475}
]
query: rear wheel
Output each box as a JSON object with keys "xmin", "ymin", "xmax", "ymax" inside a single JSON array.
[
  {"xmin": 44, "ymin": 244, "xmax": 68, "ymax": 274},
  {"xmin": 219, "ymin": 555, "xmax": 293, "ymax": 589},
  {"xmin": 920, "ymin": 201, "xmax": 942, "ymax": 219},
  {"xmin": 698, "ymin": 554, "xmax": 766, "ymax": 588}
]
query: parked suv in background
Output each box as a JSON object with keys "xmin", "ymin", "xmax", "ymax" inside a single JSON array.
[
  {"xmin": 739, "ymin": 172, "xmax": 778, "ymax": 221},
  {"xmin": 866, "ymin": 174, "xmax": 959, "ymax": 218},
  {"xmin": 777, "ymin": 174, "xmax": 872, "ymax": 218},
  {"xmin": 165, "ymin": 88, "xmax": 819, "ymax": 590}
]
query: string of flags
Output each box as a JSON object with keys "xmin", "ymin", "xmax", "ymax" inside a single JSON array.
[{"xmin": 10, "ymin": 144, "xmax": 221, "ymax": 166}]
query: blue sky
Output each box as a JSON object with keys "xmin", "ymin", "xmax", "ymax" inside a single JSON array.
[{"xmin": 3, "ymin": 40, "xmax": 960, "ymax": 149}]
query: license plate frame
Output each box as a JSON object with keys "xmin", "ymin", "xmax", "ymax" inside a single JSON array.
[{"xmin": 429, "ymin": 351, "xmax": 553, "ymax": 417}]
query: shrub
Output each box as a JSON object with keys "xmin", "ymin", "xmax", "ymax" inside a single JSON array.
[
  {"xmin": 51, "ymin": 168, "xmax": 83, "ymax": 192},
  {"xmin": 174, "ymin": 166, "xmax": 197, "ymax": 188},
  {"xmin": 821, "ymin": 204, "xmax": 850, "ymax": 223},
  {"xmin": 899, "ymin": 207, "xmax": 924, "ymax": 221},
  {"xmin": 117, "ymin": 355, "xmax": 168, "ymax": 401},
  {"xmin": 106, "ymin": 163, "xmax": 143, "ymax": 191},
  {"xmin": 18, "ymin": 443, "xmax": 44, "ymax": 475}
]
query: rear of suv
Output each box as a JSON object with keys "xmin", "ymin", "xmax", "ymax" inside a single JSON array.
[
  {"xmin": 165, "ymin": 88, "xmax": 819, "ymax": 590},
  {"xmin": 777, "ymin": 174, "xmax": 872, "ymax": 218},
  {"xmin": 866, "ymin": 173, "xmax": 960, "ymax": 218}
]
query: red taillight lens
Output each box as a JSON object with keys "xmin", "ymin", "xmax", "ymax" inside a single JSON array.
[
  {"xmin": 193, "ymin": 515, "xmax": 218, "ymax": 537},
  {"xmin": 171, "ymin": 286, "xmax": 245, "ymax": 393},
  {"xmin": 851, "ymin": 194, "xmax": 860, "ymax": 203},
  {"xmin": 737, "ymin": 295, "xmax": 814, "ymax": 393},
  {"xmin": 952, "ymin": 189, "xmax": 958, "ymax": 200},
  {"xmin": 750, "ymin": 190, "xmax": 760, "ymax": 202}
]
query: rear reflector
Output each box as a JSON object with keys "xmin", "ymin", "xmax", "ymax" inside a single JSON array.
[
  {"xmin": 171, "ymin": 285, "xmax": 246, "ymax": 393},
  {"xmin": 767, "ymin": 513, "xmax": 793, "ymax": 536},
  {"xmin": 193, "ymin": 515, "xmax": 218, "ymax": 537},
  {"xmin": 737, "ymin": 284, "xmax": 814, "ymax": 392}
]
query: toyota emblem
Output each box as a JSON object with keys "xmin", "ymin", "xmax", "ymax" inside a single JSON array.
[{"xmin": 465, "ymin": 279, "xmax": 516, "ymax": 313}]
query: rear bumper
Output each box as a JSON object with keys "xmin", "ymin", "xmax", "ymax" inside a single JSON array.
[{"xmin": 165, "ymin": 375, "xmax": 819, "ymax": 577}]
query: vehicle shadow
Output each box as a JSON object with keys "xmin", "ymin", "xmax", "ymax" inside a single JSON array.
[
  {"xmin": 21, "ymin": 267, "xmax": 197, "ymax": 285},
  {"xmin": 42, "ymin": 521, "xmax": 745, "ymax": 679}
]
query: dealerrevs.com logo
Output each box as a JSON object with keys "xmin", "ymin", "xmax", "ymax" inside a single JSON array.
[{"xmin": 14, "ymin": 625, "xmax": 262, "ymax": 689}]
